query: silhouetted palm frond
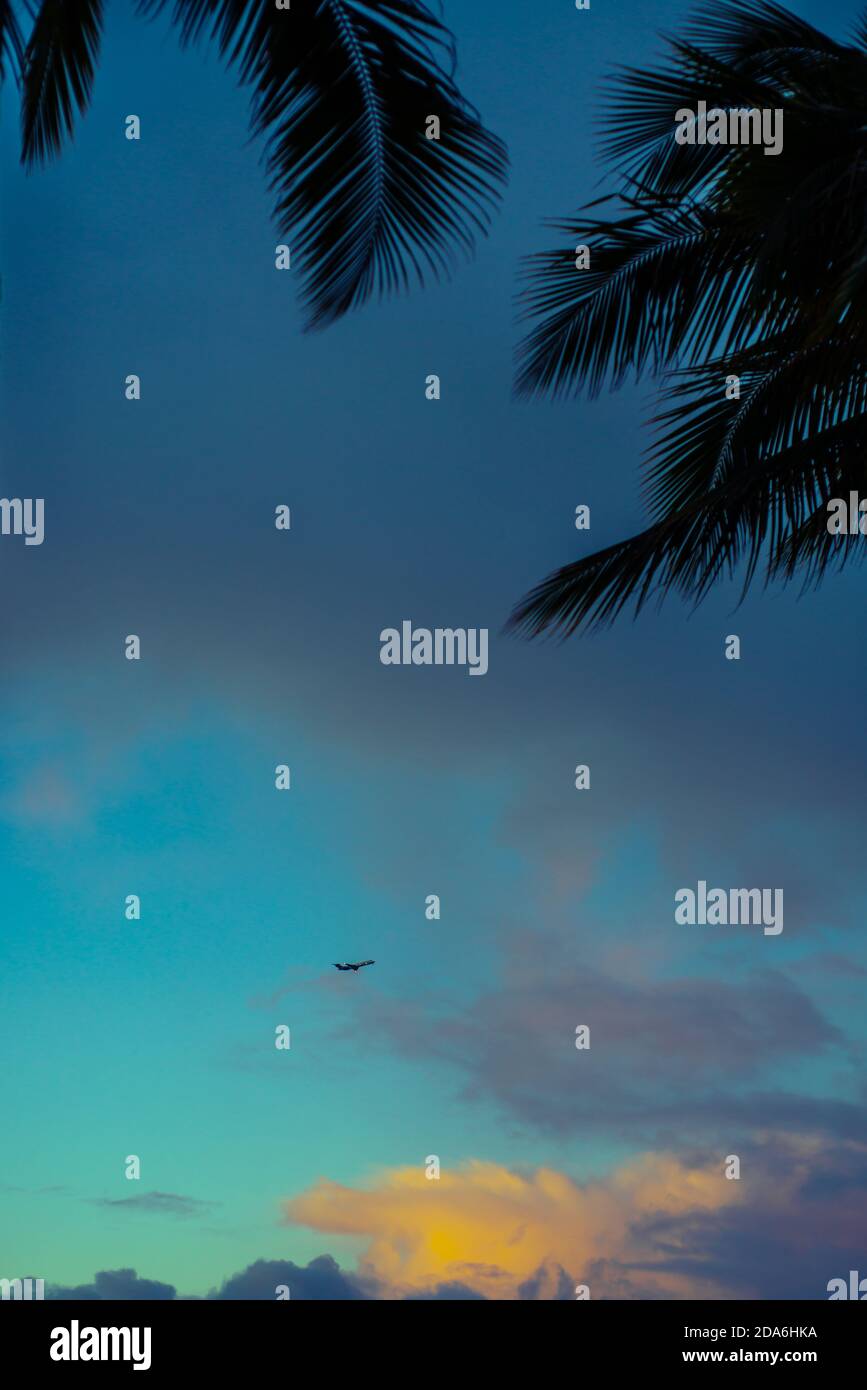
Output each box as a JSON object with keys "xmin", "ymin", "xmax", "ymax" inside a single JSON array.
[
  {"xmin": 510, "ymin": 0, "xmax": 867, "ymax": 638},
  {"xmin": 139, "ymin": 0, "xmax": 508, "ymax": 328},
  {"xmin": 0, "ymin": 1, "xmax": 26, "ymax": 85},
  {"xmin": 21, "ymin": 0, "xmax": 103, "ymax": 167},
  {"xmin": 17, "ymin": 1, "xmax": 506, "ymax": 329},
  {"xmin": 509, "ymin": 362, "xmax": 867, "ymax": 637}
]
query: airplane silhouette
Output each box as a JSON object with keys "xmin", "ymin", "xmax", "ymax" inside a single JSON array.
[{"xmin": 333, "ymin": 960, "xmax": 375, "ymax": 972}]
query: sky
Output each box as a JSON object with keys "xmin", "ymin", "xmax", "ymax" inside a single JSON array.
[{"xmin": 1, "ymin": 0, "xmax": 866, "ymax": 1300}]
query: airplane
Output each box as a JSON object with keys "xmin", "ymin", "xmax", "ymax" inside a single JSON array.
[{"xmin": 333, "ymin": 960, "xmax": 375, "ymax": 972}]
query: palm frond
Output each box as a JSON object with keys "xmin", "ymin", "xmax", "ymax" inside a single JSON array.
[
  {"xmin": 140, "ymin": 0, "xmax": 508, "ymax": 328},
  {"xmin": 517, "ymin": 0, "xmax": 867, "ymax": 400},
  {"xmin": 512, "ymin": 1, "xmax": 867, "ymax": 637},
  {"xmin": 21, "ymin": 0, "xmax": 103, "ymax": 167},
  {"xmin": 600, "ymin": 45, "xmax": 784, "ymax": 193},
  {"xmin": 515, "ymin": 202, "xmax": 758, "ymax": 398},
  {"xmin": 685, "ymin": 0, "xmax": 854, "ymax": 69},
  {"xmin": 0, "ymin": 1, "xmax": 26, "ymax": 85},
  {"xmin": 772, "ymin": 499, "xmax": 867, "ymax": 587},
  {"xmin": 508, "ymin": 339, "xmax": 867, "ymax": 637}
]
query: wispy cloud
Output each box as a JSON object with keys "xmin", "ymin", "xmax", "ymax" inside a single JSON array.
[
  {"xmin": 341, "ymin": 927, "xmax": 851, "ymax": 1145},
  {"xmin": 88, "ymin": 1191, "xmax": 217, "ymax": 1219}
]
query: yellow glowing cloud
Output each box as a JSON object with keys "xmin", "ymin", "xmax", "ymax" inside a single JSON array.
[{"xmin": 282, "ymin": 1154, "xmax": 742, "ymax": 1299}]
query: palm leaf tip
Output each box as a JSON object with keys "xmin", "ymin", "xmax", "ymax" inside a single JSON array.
[
  {"xmin": 504, "ymin": 532, "xmax": 663, "ymax": 640},
  {"xmin": 0, "ymin": 0, "xmax": 26, "ymax": 86},
  {"xmin": 21, "ymin": 0, "xmax": 104, "ymax": 168}
]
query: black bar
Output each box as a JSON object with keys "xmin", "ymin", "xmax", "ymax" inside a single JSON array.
[{"xmin": 1, "ymin": 1299, "xmax": 861, "ymax": 1376}]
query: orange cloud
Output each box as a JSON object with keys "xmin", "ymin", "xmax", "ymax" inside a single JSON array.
[{"xmin": 282, "ymin": 1154, "xmax": 743, "ymax": 1299}]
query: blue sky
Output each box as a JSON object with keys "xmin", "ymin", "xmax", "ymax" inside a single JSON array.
[{"xmin": 1, "ymin": 0, "xmax": 866, "ymax": 1299}]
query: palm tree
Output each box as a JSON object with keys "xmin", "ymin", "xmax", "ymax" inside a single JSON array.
[
  {"xmin": 509, "ymin": 0, "xmax": 867, "ymax": 638},
  {"xmin": 0, "ymin": 0, "xmax": 506, "ymax": 330}
]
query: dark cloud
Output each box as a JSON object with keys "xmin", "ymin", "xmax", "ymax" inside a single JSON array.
[
  {"xmin": 349, "ymin": 929, "xmax": 850, "ymax": 1144},
  {"xmin": 517, "ymin": 1264, "xmax": 575, "ymax": 1300},
  {"xmin": 580, "ymin": 1259, "xmax": 681, "ymax": 1301},
  {"xmin": 405, "ymin": 1282, "xmax": 487, "ymax": 1300},
  {"xmin": 633, "ymin": 1206, "xmax": 859, "ymax": 1301},
  {"xmin": 209, "ymin": 1256, "xmax": 371, "ymax": 1300},
  {"xmin": 623, "ymin": 1136, "xmax": 867, "ymax": 1300},
  {"xmin": 45, "ymin": 1256, "xmax": 489, "ymax": 1301},
  {"xmin": 89, "ymin": 1191, "xmax": 217, "ymax": 1219},
  {"xmin": 48, "ymin": 1269, "xmax": 176, "ymax": 1300},
  {"xmin": 45, "ymin": 1257, "xmax": 370, "ymax": 1302}
]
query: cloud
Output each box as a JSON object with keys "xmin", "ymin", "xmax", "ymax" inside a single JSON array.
[
  {"xmin": 89, "ymin": 1191, "xmax": 217, "ymax": 1219},
  {"xmin": 282, "ymin": 1155, "xmax": 741, "ymax": 1300},
  {"xmin": 44, "ymin": 1257, "xmax": 492, "ymax": 1302},
  {"xmin": 347, "ymin": 928, "xmax": 849, "ymax": 1144},
  {"xmin": 42, "ymin": 1138, "xmax": 867, "ymax": 1299},
  {"xmin": 630, "ymin": 1134, "xmax": 867, "ymax": 1299},
  {"xmin": 517, "ymin": 1263, "xmax": 575, "ymax": 1300},
  {"xmin": 406, "ymin": 1281, "xmax": 488, "ymax": 1300},
  {"xmin": 1, "ymin": 766, "xmax": 84, "ymax": 829},
  {"xmin": 208, "ymin": 1255, "xmax": 370, "ymax": 1300},
  {"xmin": 282, "ymin": 1141, "xmax": 867, "ymax": 1299},
  {"xmin": 48, "ymin": 1269, "xmax": 176, "ymax": 1300}
]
